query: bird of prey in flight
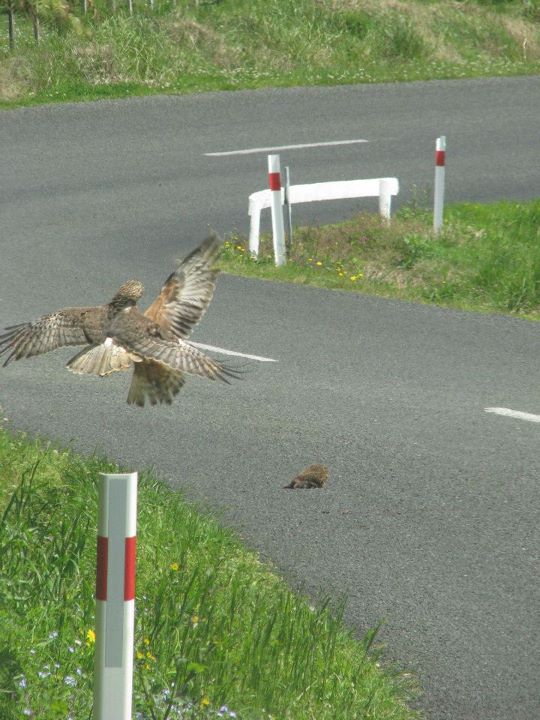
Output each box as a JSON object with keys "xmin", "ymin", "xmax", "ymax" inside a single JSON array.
[{"xmin": 0, "ymin": 235, "xmax": 240, "ymax": 406}]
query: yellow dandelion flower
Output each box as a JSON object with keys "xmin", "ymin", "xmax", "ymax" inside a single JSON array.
[
  {"xmin": 316, "ymin": 261, "xmax": 323, "ymax": 267},
  {"xmin": 144, "ymin": 663, "xmax": 151, "ymax": 671},
  {"xmin": 86, "ymin": 629, "xmax": 96, "ymax": 645},
  {"xmin": 144, "ymin": 637, "xmax": 151, "ymax": 646},
  {"xmin": 169, "ymin": 562, "xmax": 180, "ymax": 572},
  {"xmin": 146, "ymin": 651, "xmax": 156, "ymax": 662},
  {"xmin": 136, "ymin": 650, "xmax": 145, "ymax": 660},
  {"xmin": 191, "ymin": 615, "xmax": 199, "ymax": 626},
  {"xmin": 200, "ymin": 696, "xmax": 210, "ymax": 708},
  {"xmin": 350, "ymin": 276, "xmax": 357, "ymax": 281},
  {"xmin": 307, "ymin": 257, "xmax": 313, "ymax": 262}
]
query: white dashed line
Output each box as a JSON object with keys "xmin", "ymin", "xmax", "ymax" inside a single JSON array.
[
  {"xmin": 484, "ymin": 407, "xmax": 540, "ymax": 423},
  {"xmin": 205, "ymin": 139, "xmax": 368, "ymax": 157},
  {"xmin": 190, "ymin": 341, "xmax": 277, "ymax": 363}
]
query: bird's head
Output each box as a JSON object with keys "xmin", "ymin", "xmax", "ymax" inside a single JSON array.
[{"xmin": 110, "ymin": 280, "xmax": 145, "ymax": 309}]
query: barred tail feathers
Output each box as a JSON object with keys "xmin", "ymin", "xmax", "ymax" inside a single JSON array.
[{"xmin": 67, "ymin": 341, "xmax": 134, "ymax": 376}]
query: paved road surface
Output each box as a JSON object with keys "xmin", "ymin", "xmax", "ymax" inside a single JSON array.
[{"xmin": 1, "ymin": 77, "xmax": 539, "ymax": 720}]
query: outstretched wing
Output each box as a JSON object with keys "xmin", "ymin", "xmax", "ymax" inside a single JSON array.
[
  {"xmin": 0, "ymin": 308, "xmax": 93, "ymax": 366},
  {"xmin": 116, "ymin": 332, "xmax": 239, "ymax": 383},
  {"xmin": 144, "ymin": 234, "xmax": 222, "ymax": 339}
]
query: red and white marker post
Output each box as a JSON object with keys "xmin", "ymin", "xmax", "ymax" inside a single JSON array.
[
  {"xmin": 94, "ymin": 472, "xmax": 138, "ymax": 720},
  {"xmin": 433, "ymin": 136, "xmax": 446, "ymax": 234},
  {"xmin": 267, "ymin": 154, "xmax": 287, "ymax": 266}
]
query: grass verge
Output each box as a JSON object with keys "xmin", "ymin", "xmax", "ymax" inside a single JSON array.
[
  {"xmin": 0, "ymin": 427, "xmax": 419, "ymax": 720},
  {"xmin": 1, "ymin": 0, "xmax": 540, "ymax": 106},
  {"xmin": 218, "ymin": 199, "xmax": 540, "ymax": 320}
]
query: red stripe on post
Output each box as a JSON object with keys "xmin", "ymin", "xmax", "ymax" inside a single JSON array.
[
  {"xmin": 96, "ymin": 536, "xmax": 108, "ymax": 601},
  {"xmin": 435, "ymin": 150, "xmax": 446, "ymax": 167},
  {"xmin": 268, "ymin": 172, "xmax": 281, "ymax": 191},
  {"xmin": 124, "ymin": 536, "xmax": 137, "ymax": 601}
]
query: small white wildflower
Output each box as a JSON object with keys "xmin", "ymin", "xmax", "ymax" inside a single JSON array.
[
  {"xmin": 68, "ymin": 646, "xmax": 75, "ymax": 653},
  {"xmin": 23, "ymin": 710, "xmax": 32, "ymax": 717},
  {"xmin": 49, "ymin": 631, "xmax": 59, "ymax": 640},
  {"xmin": 64, "ymin": 676, "xmax": 77, "ymax": 687},
  {"xmin": 38, "ymin": 670, "xmax": 51, "ymax": 679},
  {"xmin": 18, "ymin": 677, "xmax": 27, "ymax": 689}
]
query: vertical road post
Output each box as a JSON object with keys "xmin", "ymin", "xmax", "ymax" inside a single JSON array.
[
  {"xmin": 284, "ymin": 166, "xmax": 293, "ymax": 251},
  {"xmin": 378, "ymin": 178, "xmax": 393, "ymax": 222},
  {"xmin": 268, "ymin": 154, "xmax": 287, "ymax": 266},
  {"xmin": 433, "ymin": 136, "xmax": 446, "ymax": 234},
  {"xmin": 94, "ymin": 472, "xmax": 138, "ymax": 720}
]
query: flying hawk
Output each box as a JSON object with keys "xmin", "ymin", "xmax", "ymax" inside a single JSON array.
[{"xmin": 0, "ymin": 235, "xmax": 239, "ymax": 406}]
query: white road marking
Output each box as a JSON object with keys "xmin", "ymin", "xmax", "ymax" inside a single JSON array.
[
  {"xmin": 484, "ymin": 407, "xmax": 540, "ymax": 423},
  {"xmin": 190, "ymin": 341, "xmax": 277, "ymax": 363},
  {"xmin": 205, "ymin": 139, "xmax": 368, "ymax": 157}
]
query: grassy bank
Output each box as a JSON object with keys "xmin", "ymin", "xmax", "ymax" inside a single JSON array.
[
  {"xmin": 1, "ymin": 0, "xmax": 539, "ymax": 105},
  {"xmin": 218, "ymin": 199, "xmax": 540, "ymax": 320},
  {"xmin": 0, "ymin": 427, "xmax": 418, "ymax": 720}
]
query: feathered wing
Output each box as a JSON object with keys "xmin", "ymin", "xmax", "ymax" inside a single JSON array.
[
  {"xmin": 144, "ymin": 234, "xmax": 222, "ymax": 339},
  {"xmin": 126, "ymin": 234, "xmax": 223, "ymax": 405},
  {"xmin": 0, "ymin": 308, "xmax": 95, "ymax": 366},
  {"xmin": 116, "ymin": 332, "xmax": 239, "ymax": 383},
  {"xmin": 127, "ymin": 361, "xmax": 185, "ymax": 407}
]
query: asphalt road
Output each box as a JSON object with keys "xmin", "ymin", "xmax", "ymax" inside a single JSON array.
[{"xmin": 1, "ymin": 76, "xmax": 539, "ymax": 720}]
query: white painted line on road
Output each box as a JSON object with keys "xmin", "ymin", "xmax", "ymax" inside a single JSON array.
[
  {"xmin": 205, "ymin": 139, "xmax": 369, "ymax": 157},
  {"xmin": 485, "ymin": 407, "xmax": 540, "ymax": 423},
  {"xmin": 190, "ymin": 341, "xmax": 278, "ymax": 363}
]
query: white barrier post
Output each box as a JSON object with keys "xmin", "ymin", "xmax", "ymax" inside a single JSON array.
[
  {"xmin": 94, "ymin": 472, "xmax": 138, "ymax": 720},
  {"xmin": 378, "ymin": 179, "xmax": 393, "ymax": 221},
  {"xmin": 268, "ymin": 154, "xmax": 287, "ymax": 266},
  {"xmin": 433, "ymin": 136, "xmax": 446, "ymax": 234},
  {"xmin": 284, "ymin": 166, "xmax": 293, "ymax": 251},
  {"xmin": 248, "ymin": 196, "xmax": 261, "ymax": 258}
]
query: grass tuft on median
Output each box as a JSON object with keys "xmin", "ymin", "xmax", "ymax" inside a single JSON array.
[
  {"xmin": 0, "ymin": 426, "xmax": 419, "ymax": 719},
  {"xmin": 1, "ymin": 0, "xmax": 540, "ymax": 106},
  {"xmin": 219, "ymin": 199, "xmax": 540, "ymax": 320}
]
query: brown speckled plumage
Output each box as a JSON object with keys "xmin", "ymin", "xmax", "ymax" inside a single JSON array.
[
  {"xmin": 284, "ymin": 464, "xmax": 329, "ymax": 489},
  {"xmin": 0, "ymin": 235, "xmax": 238, "ymax": 406}
]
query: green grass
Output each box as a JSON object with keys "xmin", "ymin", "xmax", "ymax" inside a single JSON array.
[
  {"xmin": 218, "ymin": 199, "xmax": 540, "ymax": 320},
  {"xmin": 1, "ymin": 0, "xmax": 540, "ymax": 106},
  {"xmin": 0, "ymin": 427, "xmax": 418, "ymax": 720}
]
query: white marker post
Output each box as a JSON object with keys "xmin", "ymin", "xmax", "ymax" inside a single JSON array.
[
  {"xmin": 94, "ymin": 472, "xmax": 138, "ymax": 720},
  {"xmin": 267, "ymin": 154, "xmax": 287, "ymax": 266},
  {"xmin": 378, "ymin": 178, "xmax": 393, "ymax": 222},
  {"xmin": 284, "ymin": 166, "xmax": 293, "ymax": 251},
  {"xmin": 433, "ymin": 136, "xmax": 446, "ymax": 234}
]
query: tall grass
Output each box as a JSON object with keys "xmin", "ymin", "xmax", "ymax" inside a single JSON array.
[
  {"xmin": 219, "ymin": 199, "xmax": 540, "ymax": 320},
  {"xmin": 0, "ymin": 429, "xmax": 418, "ymax": 719},
  {"xmin": 1, "ymin": 0, "xmax": 539, "ymax": 104}
]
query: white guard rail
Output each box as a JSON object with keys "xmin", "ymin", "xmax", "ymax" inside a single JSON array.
[{"xmin": 248, "ymin": 177, "xmax": 399, "ymax": 258}]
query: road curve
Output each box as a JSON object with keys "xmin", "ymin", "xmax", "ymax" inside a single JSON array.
[{"xmin": 1, "ymin": 77, "xmax": 539, "ymax": 720}]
